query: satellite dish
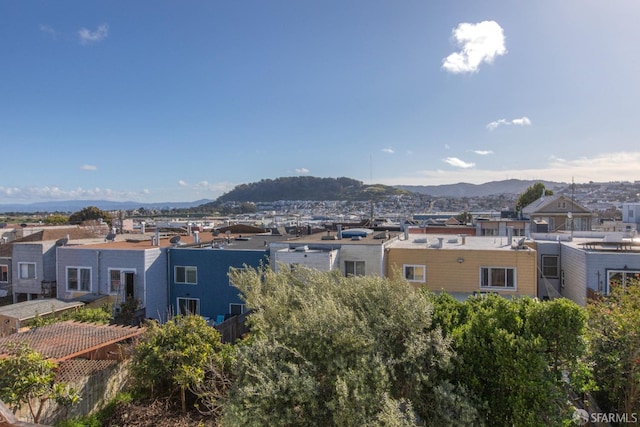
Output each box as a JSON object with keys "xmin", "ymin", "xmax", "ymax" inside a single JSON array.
[
  {"xmin": 105, "ymin": 233, "xmax": 116, "ymax": 242},
  {"xmin": 170, "ymin": 235, "xmax": 181, "ymax": 244},
  {"xmin": 567, "ymin": 212, "xmax": 573, "ymax": 219},
  {"xmin": 55, "ymin": 238, "xmax": 68, "ymax": 247}
]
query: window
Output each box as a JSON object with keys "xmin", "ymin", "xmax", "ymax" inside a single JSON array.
[
  {"xmin": 110, "ymin": 270, "xmax": 121, "ymax": 293},
  {"xmin": 18, "ymin": 263, "xmax": 36, "ymax": 280},
  {"xmin": 345, "ymin": 261, "xmax": 365, "ymax": 277},
  {"xmin": 608, "ymin": 270, "xmax": 640, "ymax": 293},
  {"xmin": 0, "ymin": 265, "xmax": 7, "ymax": 283},
  {"xmin": 177, "ymin": 297, "xmax": 200, "ymax": 315},
  {"xmin": 541, "ymin": 255, "xmax": 559, "ymax": 278},
  {"xmin": 67, "ymin": 267, "xmax": 91, "ymax": 291},
  {"xmin": 480, "ymin": 267, "xmax": 516, "ymax": 289},
  {"xmin": 230, "ymin": 303, "xmax": 245, "ymax": 316},
  {"xmin": 404, "ymin": 265, "xmax": 426, "ymax": 282},
  {"xmin": 175, "ymin": 266, "xmax": 197, "ymax": 284}
]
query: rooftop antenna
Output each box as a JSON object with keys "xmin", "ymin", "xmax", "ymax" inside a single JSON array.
[{"xmin": 570, "ymin": 176, "xmax": 575, "ymax": 240}]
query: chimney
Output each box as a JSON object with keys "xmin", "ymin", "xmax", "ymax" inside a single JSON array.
[
  {"xmin": 437, "ymin": 237, "xmax": 444, "ymax": 248},
  {"xmin": 155, "ymin": 228, "xmax": 160, "ymax": 246},
  {"xmin": 337, "ymin": 224, "xmax": 343, "ymax": 240},
  {"xmin": 460, "ymin": 235, "xmax": 466, "ymax": 245}
]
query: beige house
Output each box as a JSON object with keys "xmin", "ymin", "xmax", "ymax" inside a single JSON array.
[
  {"xmin": 522, "ymin": 194, "xmax": 592, "ymax": 233},
  {"xmin": 385, "ymin": 234, "xmax": 538, "ymax": 298}
]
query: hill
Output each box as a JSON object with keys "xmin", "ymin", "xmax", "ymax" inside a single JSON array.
[
  {"xmin": 212, "ymin": 176, "xmax": 408, "ymax": 203},
  {"xmin": 397, "ymin": 179, "xmax": 567, "ymax": 198}
]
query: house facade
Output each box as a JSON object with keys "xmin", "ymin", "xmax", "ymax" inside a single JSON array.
[
  {"xmin": 55, "ymin": 238, "xmax": 169, "ymax": 320},
  {"xmin": 522, "ymin": 194, "xmax": 593, "ymax": 233},
  {"xmin": 385, "ymin": 234, "xmax": 538, "ymax": 298}
]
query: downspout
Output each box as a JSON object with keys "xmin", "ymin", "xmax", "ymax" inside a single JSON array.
[
  {"xmin": 96, "ymin": 250, "xmax": 101, "ymax": 295},
  {"xmin": 166, "ymin": 247, "xmax": 171, "ymax": 322}
]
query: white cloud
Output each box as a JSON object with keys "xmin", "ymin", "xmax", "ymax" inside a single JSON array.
[
  {"xmin": 444, "ymin": 144, "xmax": 451, "ymax": 150},
  {"xmin": 39, "ymin": 24, "xmax": 57, "ymax": 39},
  {"xmin": 178, "ymin": 180, "xmax": 188, "ymax": 187},
  {"xmin": 444, "ymin": 157, "xmax": 475, "ymax": 168},
  {"xmin": 0, "ymin": 186, "xmax": 146, "ymax": 202},
  {"xmin": 80, "ymin": 164, "xmax": 97, "ymax": 171},
  {"xmin": 381, "ymin": 148, "xmax": 395, "ymax": 154},
  {"xmin": 442, "ymin": 21, "xmax": 507, "ymax": 74},
  {"xmin": 379, "ymin": 151, "xmax": 640, "ymax": 186},
  {"xmin": 473, "ymin": 150, "xmax": 494, "ymax": 155},
  {"xmin": 487, "ymin": 116, "xmax": 531, "ymax": 130},
  {"xmin": 78, "ymin": 24, "xmax": 109, "ymax": 45},
  {"xmin": 295, "ymin": 168, "xmax": 310, "ymax": 174}
]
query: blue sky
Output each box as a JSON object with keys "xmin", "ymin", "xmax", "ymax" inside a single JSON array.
[{"xmin": 2, "ymin": 1, "xmax": 640, "ymax": 203}]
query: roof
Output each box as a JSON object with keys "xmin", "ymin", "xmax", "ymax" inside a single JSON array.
[
  {"xmin": 0, "ymin": 299, "xmax": 84, "ymax": 322},
  {"xmin": 279, "ymin": 229, "xmax": 401, "ymax": 246},
  {"xmin": 522, "ymin": 194, "xmax": 591, "ymax": 215},
  {"xmin": 0, "ymin": 321, "xmax": 144, "ymax": 362},
  {"xmin": 388, "ymin": 234, "xmax": 534, "ymax": 252}
]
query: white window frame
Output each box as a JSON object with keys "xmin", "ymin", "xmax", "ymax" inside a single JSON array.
[
  {"xmin": 177, "ymin": 297, "xmax": 200, "ymax": 315},
  {"xmin": 67, "ymin": 266, "xmax": 91, "ymax": 292},
  {"xmin": 0, "ymin": 265, "xmax": 8, "ymax": 283},
  {"xmin": 480, "ymin": 267, "xmax": 516, "ymax": 290},
  {"xmin": 175, "ymin": 266, "xmax": 197, "ymax": 285},
  {"xmin": 607, "ymin": 270, "xmax": 640, "ymax": 294},
  {"xmin": 18, "ymin": 262, "xmax": 36, "ymax": 280},
  {"xmin": 404, "ymin": 264, "xmax": 426, "ymax": 283},
  {"xmin": 541, "ymin": 255, "xmax": 559, "ymax": 278},
  {"xmin": 108, "ymin": 268, "xmax": 136, "ymax": 294},
  {"xmin": 229, "ymin": 303, "xmax": 245, "ymax": 316},
  {"xmin": 345, "ymin": 260, "xmax": 365, "ymax": 277}
]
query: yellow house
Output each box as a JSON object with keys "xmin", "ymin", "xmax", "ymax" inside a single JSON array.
[{"xmin": 385, "ymin": 235, "xmax": 537, "ymax": 298}]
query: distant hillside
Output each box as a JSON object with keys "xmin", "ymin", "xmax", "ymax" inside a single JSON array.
[
  {"xmin": 397, "ymin": 179, "xmax": 567, "ymax": 198},
  {"xmin": 213, "ymin": 176, "xmax": 408, "ymax": 203},
  {"xmin": 0, "ymin": 199, "xmax": 213, "ymax": 213}
]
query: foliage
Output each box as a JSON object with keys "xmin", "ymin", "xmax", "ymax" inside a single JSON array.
[
  {"xmin": 587, "ymin": 282, "xmax": 640, "ymax": 416},
  {"xmin": 114, "ymin": 298, "xmax": 142, "ymax": 325},
  {"xmin": 54, "ymin": 392, "xmax": 132, "ymax": 427},
  {"xmin": 515, "ymin": 182, "xmax": 553, "ymax": 212},
  {"xmin": 212, "ymin": 176, "xmax": 408, "ymax": 203},
  {"xmin": 429, "ymin": 293, "xmax": 586, "ymax": 426},
  {"xmin": 223, "ymin": 267, "xmax": 479, "ymax": 426},
  {"xmin": 129, "ymin": 315, "xmax": 234, "ymax": 413},
  {"xmin": 0, "ymin": 343, "xmax": 80, "ymax": 424},
  {"xmin": 68, "ymin": 206, "xmax": 113, "ymax": 226},
  {"xmin": 29, "ymin": 304, "xmax": 113, "ymax": 328},
  {"xmin": 44, "ymin": 214, "xmax": 69, "ymax": 225}
]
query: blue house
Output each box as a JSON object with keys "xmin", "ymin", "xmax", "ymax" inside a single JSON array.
[{"xmin": 168, "ymin": 237, "xmax": 274, "ymax": 323}]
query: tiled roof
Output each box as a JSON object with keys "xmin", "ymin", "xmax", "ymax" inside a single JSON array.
[{"xmin": 0, "ymin": 321, "xmax": 144, "ymax": 362}]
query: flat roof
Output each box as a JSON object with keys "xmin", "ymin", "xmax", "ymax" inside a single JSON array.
[
  {"xmin": 388, "ymin": 234, "xmax": 533, "ymax": 251},
  {"xmin": 0, "ymin": 299, "xmax": 84, "ymax": 321}
]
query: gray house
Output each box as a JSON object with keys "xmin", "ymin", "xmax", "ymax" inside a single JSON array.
[{"xmin": 55, "ymin": 236, "xmax": 173, "ymax": 321}]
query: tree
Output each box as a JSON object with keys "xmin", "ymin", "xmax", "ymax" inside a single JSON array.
[
  {"xmin": 0, "ymin": 344, "xmax": 80, "ymax": 423},
  {"xmin": 222, "ymin": 267, "xmax": 478, "ymax": 426},
  {"xmin": 429, "ymin": 293, "xmax": 586, "ymax": 426},
  {"xmin": 43, "ymin": 214, "xmax": 68, "ymax": 225},
  {"xmin": 587, "ymin": 282, "xmax": 640, "ymax": 416},
  {"xmin": 68, "ymin": 206, "xmax": 112, "ymax": 226},
  {"xmin": 515, "ymin": 182, "xmax": 553, "ymax": 212},
  {"xmin": 129, "ymin": 315, "xmax": 234, "ymax": 413}
]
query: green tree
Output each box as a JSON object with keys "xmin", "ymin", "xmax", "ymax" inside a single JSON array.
[
  {"xmin": 515, "ymin": 182, "xmax": 553, "ymax": 212},
  {"xmin": 222, "ymin": 267, "xmax": 478, "ymax": 426},
  {"xmin": 129, "ymin": 315, "xmax": 234, "ymax": 413},
  {"xmin": 587, "ymin": 282, "xmax": 640, "ymax": 416},
  {"xmin": 0, "ymin": 344, "xmax": 80, "ymax": 423},
  {"xmin": 430, "ymin": 294, "xmax": 585, "ymax": 426},
  {"xmin": 43, "ymin": 214, "xmax": 69, "ymax": 225},
  {"xmin": 68, "ymin": 206, "xmax": 112, "ymax": 226}
]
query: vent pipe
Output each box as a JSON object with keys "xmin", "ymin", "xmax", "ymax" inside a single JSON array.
[
  {"xmin": 141, "ymin": 221, "xmax": 146, "ymax": 234},
  {"xmin": 155, "ymin": 228, "xmax": 160, "ymax": 246},
  {"xmin": 337, "ymin": 224, "xmax": 343, "ymax": 240},
  {"xmin": 437, "ymin": 237, "xmax": 444, "ymax": 248},
  {"xmin": 507, "ymin": 227, "xmax": 513, "ymax": 246},
  {"xmin": 194, "ymin": 231, "xmax": 200, "ymax": 244}
]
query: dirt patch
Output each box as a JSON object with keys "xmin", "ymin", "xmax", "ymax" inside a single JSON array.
[{"xmin": 103, "ymin": 399, "xmax": 219, "ymax": 427}]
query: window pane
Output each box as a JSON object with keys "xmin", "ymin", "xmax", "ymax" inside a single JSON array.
[
  {"xmin": 110, "ymin": 270, "xmax": 121, "ymax": 293},
  {"xmin": 186, "ymin": 267, "xmax": 197, "ymax": 284},
  {"xmin": 542, "ymin": 256, "xmax": 559, "ymax": 278},
  {"xmin": 1, "ymin": 266, "xmax": 7, "ymax": 282},
  {"xmin": 492, "ymin": 269, "xmax": 506, "ymax": 287},
  {"xmin": 80, "ymin": 268, "xmax": 91, "ymax": 291},
  {"xmin": 176, "ymin": 267, "xmax": 186, "ymax": 283}
]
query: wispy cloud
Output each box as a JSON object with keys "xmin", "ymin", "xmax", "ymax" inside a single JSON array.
[
  {"xmin": 178, "ymin": 180, "xmax": 188, "ymax": 187},
  {"xmin": 486, "ymin": 116, "xmax": 531, "ymax": 131},
  {"xmin": 442, "ymin": 21, "xmax": 507, "ymax": 74},
  {"xmin": 473, "ymin": 150, "xmax": 494, "ymax": 155},
  {"xmin": 381, "ymin": 148, "xmax": 395, "ymax": 154},
  {"xmin": 78, "ymin": 23, "xmax": 109, "ymax": 45},
  {"xmin": 444, "ymin": 144, "xmax": 451, "ymax": 150},
  {"xmin": 295, "ymin": 168, "xmax": 310, "ymax": 174},
  {"xmin": 0, "ymin": 186, "xmax": 146, "ymax": 202},
  {"xmin": 80, "ymin": 164, "xmax": 97, "ymax": 171},
  {"xmin": 39, "ymin": 24, "xmax": 58, "ymax": 39},
  {"xmin": 444, "ymin": 157, "xmax": 475, "ymax": 168}
]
